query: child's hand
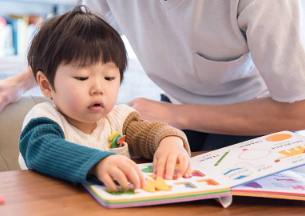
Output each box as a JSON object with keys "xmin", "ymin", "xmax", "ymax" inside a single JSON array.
[
  {"xmin": 153, "ymin": 136, "xmax": 191, "ymax": 180},
  {"xmin": 92, "ymin": 155, "xmax": 146, "ymax": 191}
]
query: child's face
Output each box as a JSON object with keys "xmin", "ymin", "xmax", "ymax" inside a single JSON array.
[{"xmin": 51, "ymin": 62, "xmax": 120, "ymax": 133}]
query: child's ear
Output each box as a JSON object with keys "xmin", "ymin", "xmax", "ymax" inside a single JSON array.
[{"xmin": 36, "ymin": 71, "xmax": 53, "ymax": 98}]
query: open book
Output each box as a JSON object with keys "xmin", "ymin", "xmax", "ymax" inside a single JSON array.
[{"xmin": 84, "ymin": 131, "xmax": 305, "ymax": 208}]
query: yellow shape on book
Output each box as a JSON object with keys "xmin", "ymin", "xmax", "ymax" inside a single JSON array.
[{"xmin": 275, "ymin": 145, "xmax": 305, "ymax": 162}]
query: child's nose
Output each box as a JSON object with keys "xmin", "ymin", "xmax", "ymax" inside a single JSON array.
[{"xmin": 90, "ymin": 80, "xmax": 104, "ymax": 95}]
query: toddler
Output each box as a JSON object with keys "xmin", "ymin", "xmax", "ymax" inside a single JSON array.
[{"xmin": 19, "ymin": 6, "xmax": 191, "ymax": 191}]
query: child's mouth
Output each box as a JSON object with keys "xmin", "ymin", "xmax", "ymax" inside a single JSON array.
[{"xmin": 88, "ymin": 101, "xmax": 104, "ymax": 111}]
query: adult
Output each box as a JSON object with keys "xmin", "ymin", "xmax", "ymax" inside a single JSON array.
[{"xmin": 1, "ymin": 0, "xmax": 305, "ymax": 151}]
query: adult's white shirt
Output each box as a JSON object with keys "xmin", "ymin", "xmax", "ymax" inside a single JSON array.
[{"xmin": 83, "ymin": 0, "xmax": 305, "ymax": 105}]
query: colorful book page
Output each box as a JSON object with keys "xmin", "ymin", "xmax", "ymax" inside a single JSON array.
[
  {"xmin": 232, "ymin": 170, "xmax": 305, "ymax": 200},
  {"xmin": 190, "ymin": 131, "xmax": 305, "ymax": 188}
]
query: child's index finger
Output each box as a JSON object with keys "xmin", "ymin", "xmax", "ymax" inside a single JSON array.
[
  {"xmin": 165, "ymin": 155, "xmax": 178, "ymax": 180},
  {"xmin": 156, "ymin": 158, "xmax": 166, "ymax": 178},
  {"xmin": 176, "ymin": 155, "xmax": 188, "ymax": 177}
]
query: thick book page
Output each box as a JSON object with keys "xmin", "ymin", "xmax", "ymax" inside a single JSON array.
[
  {"xmin": 231, "ymin": 170, "xmax": 305, "ymax": 200},
  {"xmin": 85, "ymin": 162, "xmax": 231, "ymax": 208},
  {"xmin": 190, "ymin": 131, "xmax": 305, "ymax": 188}
]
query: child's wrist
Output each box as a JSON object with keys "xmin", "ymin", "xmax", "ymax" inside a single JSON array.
[
  {"xmin": 88, "ymin": 164, "xmax": 98, "ymax": 176},
  {"xmin": 159, "ymin": 136, "xmax": 184, "ymax": 147}
]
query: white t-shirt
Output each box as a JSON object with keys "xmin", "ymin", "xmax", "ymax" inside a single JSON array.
[{"xmin": 84, "ymin": 0, "xmax": 305, "ymax": 105}]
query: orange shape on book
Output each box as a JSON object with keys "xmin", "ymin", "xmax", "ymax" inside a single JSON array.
[
  {"xmin": 142, "ymin": 177, "xmax": 172, "ymax": 192},
  {"xmin": 196, "ymin": 179, "xmax": 219, "ymax": 186},
  {"xmin": 148, "ymin": 174, "xmax": 156, "ymax": 180},
  {"xmin": 265, "ymin": 133, "xmax": 292, "ymax": 142},
  {"xmin": 155, "ymin": 177, "xmax": 171, "ymax": 191},
  {"xmin": 142, "ymin": 178, "xmax": 156, "ymax": 192}
]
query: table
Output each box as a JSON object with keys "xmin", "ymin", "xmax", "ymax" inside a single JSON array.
[{"xmin": 0, "ymin": 152, "xmax": 305, "ymax": 216}]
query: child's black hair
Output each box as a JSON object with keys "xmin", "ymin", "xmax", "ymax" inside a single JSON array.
[{"xmin": 28, "ymin": 5, "xmax": 127, "ymax": 89}]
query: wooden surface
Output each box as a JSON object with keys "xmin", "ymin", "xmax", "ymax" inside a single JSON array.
[{"xmin": 0, "ymin": 152, "xmax": 305, "ymax": 216}]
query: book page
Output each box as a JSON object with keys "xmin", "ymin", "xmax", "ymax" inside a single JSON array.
[
  {"xmin": 232, "ymin": 170, "xmax": 305, "ymax": 200},
  {"xmin": 191, "ymin": 131, "xmax": 305, "ymax": 188}
]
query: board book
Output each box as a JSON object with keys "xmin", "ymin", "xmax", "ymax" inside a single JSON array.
[{"xmin": 84, "ymin": 131, "xmax": 305, "ymax": 208}]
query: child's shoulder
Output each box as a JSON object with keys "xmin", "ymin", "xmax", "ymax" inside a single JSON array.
[
  {"xmin": 27, "ymin": 102, "xmax": 58, "ymax": 116},
  {"xmin": 23, "ymin": 102, "xmax": 62, "ymax": 128}
]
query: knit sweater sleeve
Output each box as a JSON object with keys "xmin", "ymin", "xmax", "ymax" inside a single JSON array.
[
  {"xmin": 19, "ymin": 117, "xmax": 114, "ymax": 184},
  {"xmin": 122, "ymin": 111, "xmax": 191, "ymax": 160}
]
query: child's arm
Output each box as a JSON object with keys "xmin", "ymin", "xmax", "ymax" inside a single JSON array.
[
  {"xmin": 20, "ymin": 117, "xmax": 146, "ymax": 190},
  {"xmin": 20, "ymin": 117, "xmax": 115, "ymax": 183},
  {"xmin": 123, "ymin": 111, "xmax": 191, "ymax": 179}
]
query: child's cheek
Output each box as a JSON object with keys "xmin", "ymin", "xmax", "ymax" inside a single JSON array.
[{"xmin": 68, "ymin": 90, "xmax": 85, "ymax": 112}]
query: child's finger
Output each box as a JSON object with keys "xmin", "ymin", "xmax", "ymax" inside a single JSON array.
[
  {"xmin": 127, "ymin": 160, "xmax": 146, "ymax": 187},
  {"xmin": 101, "ymin": 174, "xmax": 118, "ymax": 192},
  {"xmin": 165, "ymin": 155, "xmax": 178, "ymax": 180},
  {"xmin": 176, "ymin": 154, "xmax": 188, "ymax": 177},
  {"xmin": 152, "ymin": 155, "xmax": 158, "ymax": 174},
  {"xmin": 183, "ymin": 160, "xmax": 192, "ymax": 178},
  {"xmin": 109, "ymin": 168, "xmax": 129, "ymax": 191},
  {"xmin": 156, "ymin": 157, "xmax": 167, "ymax": 178},
  {"xmin": 122, "ymin": 161, "xmax": 141, "ymax": 189}
]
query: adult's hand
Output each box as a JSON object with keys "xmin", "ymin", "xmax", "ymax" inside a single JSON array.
[
  {"xmin": 0, "ymin": 68, "xmax": 37, "ymax": 113},
  {"xmin": 128, "ymin": 98, "xmax": 181, "ymax": 128}
]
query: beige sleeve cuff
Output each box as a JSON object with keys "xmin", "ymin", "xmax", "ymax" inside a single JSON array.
[{"xmin": 123, "ymin": 111, "xmax": 191, "ymax": 160}]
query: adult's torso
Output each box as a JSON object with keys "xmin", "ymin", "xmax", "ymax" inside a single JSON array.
[{"xmin": 97, "ymin": 0, "xmax": 268, "ymax": 105}]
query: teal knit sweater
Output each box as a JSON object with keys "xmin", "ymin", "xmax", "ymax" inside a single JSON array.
[{"xmin": 19, "ymin": 117, "xmax": 114, "ymax": 184}]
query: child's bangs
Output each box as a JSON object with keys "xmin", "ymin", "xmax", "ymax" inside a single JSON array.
[{"xmin": 59, "ymin": 15, "xmax": 127, "ymax": 74}]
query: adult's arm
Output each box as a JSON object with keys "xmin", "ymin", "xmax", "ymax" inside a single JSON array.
[
  {"xmin": 129, "ymin": 97, "xmax": 305, "ymax": 136},
  {"xmin": 0, "ymin": 67, "xmax": 37, "ymax": 112}
]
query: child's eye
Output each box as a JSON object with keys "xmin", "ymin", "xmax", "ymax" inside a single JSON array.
[
  {"xmin": 75, "ymin": 77, "xmax": 88, "ymax": 81},
  {"xmin": 105, "ymin": 77, "xmax": 115, "ymax": 81}
]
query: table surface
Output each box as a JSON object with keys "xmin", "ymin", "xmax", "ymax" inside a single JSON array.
[{"xmin": 1, "ymin": 152, "xmax": 305, "ymax": 216}]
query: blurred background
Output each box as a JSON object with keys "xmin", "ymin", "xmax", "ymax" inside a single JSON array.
[{"xmin": 0, "ymin": 0, "xmax": 162, "ymax": 104}]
